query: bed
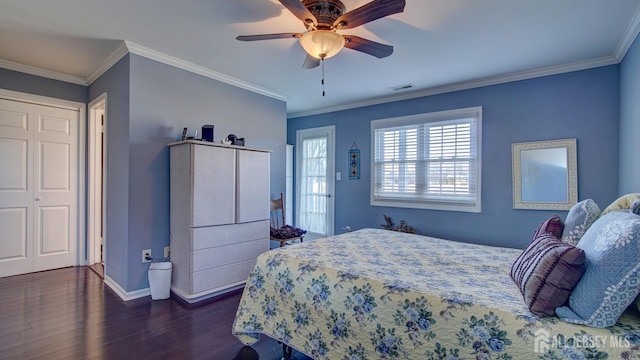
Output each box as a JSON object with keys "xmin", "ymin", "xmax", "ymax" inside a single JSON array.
[{"xmin": 232, "ymin": 228, "xmax": 640, "ymax": 359}]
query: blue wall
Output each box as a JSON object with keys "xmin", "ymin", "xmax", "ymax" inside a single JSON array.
[
  {"xmin": 620, "ymin": 35, "xmax": 640, "ymax": 194},
  {"xmin": 1, "ymin": 54, "xmax": 287, "ymax": 294},
  {"xmin": 288, "ymin": 66, "xmax": 620, "ymax": 249},
  {"xmin": 121, "ymin": 54, "xmax": 287, "ymax": 291},
  {"xmin": 88, "ymin": 55, "xmax": 131, "ymax": 290},
  {"xmin": 0, "ymin": 50, "xmax": 628, "ymax": 290},
  {"xmin": 0, "ymin": 68, "xmax": 87, "ymax": 103}
]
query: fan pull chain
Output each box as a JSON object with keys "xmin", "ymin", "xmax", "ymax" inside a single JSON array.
[{"xmin": 321, "ymin": 59, "xmax": 325, "ymax": 97}]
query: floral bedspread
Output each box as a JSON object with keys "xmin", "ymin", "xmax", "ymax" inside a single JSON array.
[{"xmin": 232, "ymin": 228, "xmax": 640, "ymax": 359}]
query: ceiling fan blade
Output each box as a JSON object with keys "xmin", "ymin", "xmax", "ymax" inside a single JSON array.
[
  {"xmin": 333, "ymin": 0, "xmax": 406, "ymax": 30},
  {"xmin": 279, "ymin": 0, "xmax": 318, "ymax": 28},
  {"xmin": 343, "ymin": 35, "xmax": 393, "ymax": 58},
  {"xmin": 236, "ymin": 33, "xmax": 302, "ymax": 41},
  {"xmin": 302, "ymin": 54, "xmax": 320, "ymax": 69}
]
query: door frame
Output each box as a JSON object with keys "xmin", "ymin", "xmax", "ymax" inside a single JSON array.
[
  {"xmin": 0, "ymin": 88, "xmax": 86, "ymax": 267},
  {"xmin": 88, "ymin": 93, "xmax": 107, "ymax": 267},
  {"xmin": 295, "ymin": 125, "xmax": 336, "ymax": 237},
  {"xmin": 285, "ymin": 144, "xmax": 294, "ymax": 225}
]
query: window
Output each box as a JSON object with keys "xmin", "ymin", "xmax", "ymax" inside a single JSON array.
[{"xmin": 371, "ymin": 107, "xmax": 482, "ymax": 212}]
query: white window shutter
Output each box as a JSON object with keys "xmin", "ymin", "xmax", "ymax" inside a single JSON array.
[{"xmin": 371, "ymin": 107, "xmax": 482, "ymax": 212}]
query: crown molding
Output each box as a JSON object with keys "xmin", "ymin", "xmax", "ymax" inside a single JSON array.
[
  {"xmin": 288, "ymin": 55, "xmax": 619, "ymax": 119},
  {"xmin": 0, "ymin": 58, "xmax": 87, "ymax": 85},
  {"xmin": 0, "ymin": 40, "xmax": 286, "ymax": 103},
  {"xmin": 85, "ymin": 41, "xmax": 130, "ymax": 85},
  {"xmin": 0, "ymin": 31, "xmax": 631, "ymax": 116},
  {"xmin": 615, "ymin": 5, "xmax": 640, "ymax": 61},
  {"xmin": 123, "ymin": 41, "xmax": 286, "ymax": 102}
]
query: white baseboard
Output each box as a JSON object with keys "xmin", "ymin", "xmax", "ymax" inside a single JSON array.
[
  {"xmin": 171, "ymin": 283, "xmax": 245, "ymax": 304},
  {"xmin": 104, "ymin": 275, "xmax": 151, "ymax": 301}
]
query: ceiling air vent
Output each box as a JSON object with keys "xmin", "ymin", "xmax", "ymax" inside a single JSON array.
[{"xmin": 390, "ymin": 83, "xmax": 414, "ymax": 91}]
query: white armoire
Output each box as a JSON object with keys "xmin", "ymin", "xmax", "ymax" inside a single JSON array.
[{"xmin": 169, "ymin": 140, "xmax": 270, "ymax": 303}]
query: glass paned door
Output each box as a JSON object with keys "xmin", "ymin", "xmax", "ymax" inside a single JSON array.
[{"xmin": 296, "ymin": 126, "xmax": 335, "ymax": 237}]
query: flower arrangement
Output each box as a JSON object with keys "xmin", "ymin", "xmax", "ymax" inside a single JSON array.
[{"xmin": 381, "ymin": 215, "xmax": 416, "ymax": 234}]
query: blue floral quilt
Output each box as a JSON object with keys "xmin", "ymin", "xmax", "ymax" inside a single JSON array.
[{"xmin": 232, "ymin": 228, "xmax": 640, "ymax": 359}]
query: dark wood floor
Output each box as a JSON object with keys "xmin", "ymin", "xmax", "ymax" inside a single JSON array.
[{"xmin": 0, "ymin": 266, "xmax": 304, "ymax": 360}]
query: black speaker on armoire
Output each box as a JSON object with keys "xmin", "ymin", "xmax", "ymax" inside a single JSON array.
[{"xmin": 202, "ymin": 125, "xmax": 214, "ymax": 142}]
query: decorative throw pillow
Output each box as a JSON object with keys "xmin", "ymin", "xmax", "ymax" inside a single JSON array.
[
  {"xmin": 532, "ymin": 216, "xmax": 564, "ymax": 239},
  {"xmin": 601, "ymin": 193, "xmax": 640, "ymax": 216},
  {"xmin": 510, "ymin": 232, "xmax": 586, "ymax": 317},
  {"xmin": 560, "ymin": 199, "xmax": 601, "ymax": 246},
  {"xmin": 556, "ymin": 211, "xmax": 640, "ymax": 328},
  {"xmin": 630, "ymin": 199, "xmax": 640, "ymax": 216},
  {"xmin": 625, "ymin": 202, "xmax": 640, "ymax": 311},
  {"xmin": 270, "ymin": 225, "xmax": 306, "ymax": 239}
]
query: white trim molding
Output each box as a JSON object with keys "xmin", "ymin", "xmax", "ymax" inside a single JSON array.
[
  {"xmin": 0, "ymin": 58, "xmax": 87, "ymax": 85},
  {"xmin": 0, "ymin": 41, "xmax": 287, "ymax": 103},
  {"xmin": 124, "ymin": 41, "xmax": 286, "ymax": 102},
  {"xmin": 85, "ymin": 42, "xmax": 130, "ymax": 85},
  {"xmin": 288, "ymin": 56, "xmax": 619, "ymax": 119},
  {"xmin": 87, "ymin": 41, "xmax": 287, "ymax": 102},
  {"xmin": 104, "ymin": 275, "xmax": 151, "ymax": 301},
  {"xmin": 0, "ymin": 88, "xmax": 86, "ymax": 110},
  {"xmin": 616, "ymin": 4, "xmax": 640, "ymax": 61}
]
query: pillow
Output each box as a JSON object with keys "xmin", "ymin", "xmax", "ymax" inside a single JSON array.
[
  {"xmin": 533, "ymin": 216, "xmax": 564, "ymax": 239},
  {"xmin": 560, "ymin": 199, "xmax": 601, "ymax": 246},
  {"xmin": 601, "ymin": 193, "xmax": 640, "ymax": 216},
  {"xmin": 556, "ymin": 211, "xmax": 640, "ymax": 328},
  {"xmin": 510, "ymin": 232, "xmax": 586, "ymax": 317},
  {"xmin": 630, "ymin": 199, "xmax": 640, "ymax": 216},
  {"xmin": 270, "ymin": 225, "xmax": 306, "ymax": 239}
]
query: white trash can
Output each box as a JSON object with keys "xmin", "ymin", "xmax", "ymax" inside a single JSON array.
[{"xmin": 148, "ymin": 262, "xmax": 172, "ymax": 300}]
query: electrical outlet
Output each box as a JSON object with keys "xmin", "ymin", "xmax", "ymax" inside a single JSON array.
[
  {"xmin": 164, "ymin": 246, "xmax": 171, "ymax": 259},
  {"xmin": 142, "ymin": 249, "xmax": 151, "ymax": 263}
]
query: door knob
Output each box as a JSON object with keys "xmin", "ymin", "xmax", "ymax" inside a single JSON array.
[{"xmin": 35, "ymin": 197, "xmax": 42, "ymax": 201}]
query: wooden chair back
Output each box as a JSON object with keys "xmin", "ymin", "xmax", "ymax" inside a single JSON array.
[
  {"xmin": 270, "ymin": 193, "xmax": 286, "ymax": 228},
  {"xmin": 270, "ymin": 193, "xmax": 305, "ymax": 247}
]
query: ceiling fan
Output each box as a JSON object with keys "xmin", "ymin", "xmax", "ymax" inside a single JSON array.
[{"xmin": 236, "ymin": 0, "xmax": 406, "ymax": 69}]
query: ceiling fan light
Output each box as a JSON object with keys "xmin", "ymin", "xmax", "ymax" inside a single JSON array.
[{"xmin": 299, "ymin": 30, "xmax": 345, "ymax": 59}]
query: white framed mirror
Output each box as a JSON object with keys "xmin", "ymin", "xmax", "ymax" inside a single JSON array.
[{"xmin": 512, "ymin": 138, "xmax": 577, "ymax": 210}]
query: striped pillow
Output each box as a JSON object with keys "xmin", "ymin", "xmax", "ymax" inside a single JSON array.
[
  {"xmin": 510, "ymin": 232, "xmax": 586, "ymax": 317},
  {"xmin": 532, "ymin": 216, "xmax": 564, "ymax": 239}
]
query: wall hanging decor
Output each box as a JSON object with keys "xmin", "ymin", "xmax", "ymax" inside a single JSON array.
[
  {"xmin": 349, "ymin": 142, "xmax": 360, "ymax": 180},
  {"xmin": 512, "ymin": 138, "xmax": 577, "ymax": 210}
]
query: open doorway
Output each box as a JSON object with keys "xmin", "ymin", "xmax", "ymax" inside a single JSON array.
[{"xmin": 88, "ymin": 94, "xmax": 107, "ymax": 278}]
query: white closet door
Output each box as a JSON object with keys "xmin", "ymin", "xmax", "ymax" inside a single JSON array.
[
  {"xmin": 32, "ymin": 104, "xmax": 78, "ymax": 272},
  {"xmin": 236, "ymin": 150, "xmax": 269, "ymax": 223},
  {"xmin": 0, "ymin": 99, "xmax": 33, "ymax": 277},
  {"xmin": 0, "ymin": 99, "xmax": 79, "ymax": 277},
  {"xmin": 192, "ymin": 145, "xmax": 236, "ymax": 227}
]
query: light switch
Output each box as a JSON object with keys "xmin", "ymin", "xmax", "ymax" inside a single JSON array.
[{"xmin": 336, "ymin": 172, "xmax": 341, "ymax": 181}]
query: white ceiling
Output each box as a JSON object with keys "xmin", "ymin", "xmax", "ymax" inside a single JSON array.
[{"xmin": 1, "ymin": 0, "xmax": 639, "ymax": 117}]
